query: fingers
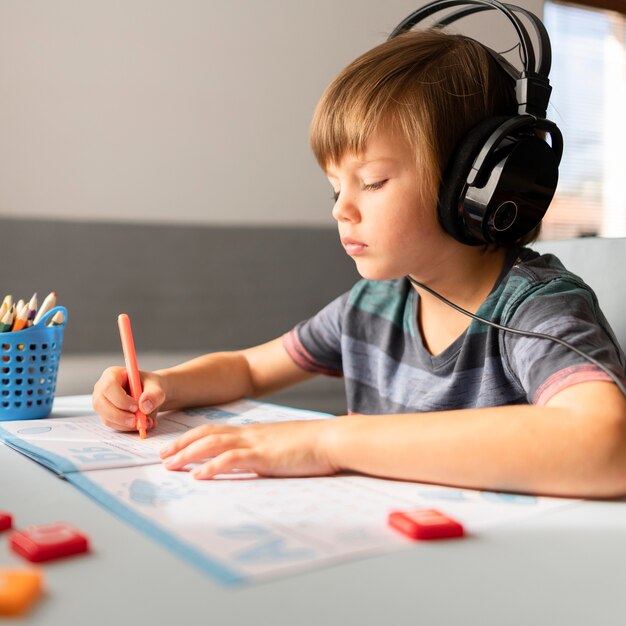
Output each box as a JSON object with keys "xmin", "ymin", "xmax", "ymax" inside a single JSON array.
[
  {"xmin": 159, "ymin": 421, "xmax": 335, "ymax": 479},
  {"xmin": 93, "ymin": 366, "xmax": 133, "ymax": 408},
  {"xmin": 159, "ymin": 424, "xmax": 237, "ymax": 459},
  {"xmin": 191, "ymin": 449, "xmax": 260, "ymax": 479},
  {"xmin": 92, "ymin": 367, "xmax": 136, "ymax": 431},
  {"xmin": 92, "ymin": 397, "xmax": 157, "ymax": 432},
  {"xmin": 93, "ymin": 366, "xmax": 165, "ymax": 431},
  {"xmin": 162, "ymin": 431, "xmax": 241, "ymax": 470},
  {"xmin": 138, "ymin": 377, "xmax": 166, "ymax": 419},
  {"xmin": 93, "ymin": 395, "xmax": 138, "ymax": 431}
]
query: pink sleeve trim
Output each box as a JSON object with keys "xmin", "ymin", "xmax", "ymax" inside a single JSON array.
[
  {"xmin": 533, "ymin": 364, "xmax": 620, "ymax": 406},
  {"xmin": 282, "ymin": 330, "xmax": 343, "ymax": 377}
]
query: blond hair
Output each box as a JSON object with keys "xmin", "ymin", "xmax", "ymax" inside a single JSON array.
[{"xmin": 310, "ymin": 29, "xmax": 540, "ymax": 242}]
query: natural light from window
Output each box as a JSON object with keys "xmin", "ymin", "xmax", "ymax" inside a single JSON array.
[{"xmin": 542, "ymin": 1, "xmax": 625, "ymax": 240}]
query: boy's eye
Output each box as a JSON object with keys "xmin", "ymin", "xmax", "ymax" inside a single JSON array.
[
  {"xmin": 330, "ymin": 179, "xmax": 387, "ymax": 203},
  {"xmin": 363, "ymin": 179, "xmax": 388, "ymax": 191}
]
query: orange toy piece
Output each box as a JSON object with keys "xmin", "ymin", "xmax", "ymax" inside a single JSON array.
[{"xmin": 0, "ymin": 568, "xmax": 43, "ymax": 616}]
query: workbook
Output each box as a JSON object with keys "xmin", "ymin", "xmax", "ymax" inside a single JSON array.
[{"xmin": 0, "ymin": 399, "xmax": 578, "ymax": 585}]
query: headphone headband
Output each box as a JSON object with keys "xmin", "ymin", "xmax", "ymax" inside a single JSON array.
[
  {"xmin": 389, "ymin": 0, "xmax": 552, "ymax": 118},
  {"xmin": 386, "ymin": 1, "xmax": 562, "ymax": 246}
]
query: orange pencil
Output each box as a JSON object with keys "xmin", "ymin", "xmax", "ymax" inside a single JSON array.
[
  {"xmin": 117, "ymin": 313, "xmax": 148, "ymax": 439},
  {"xmin": 11, "ymin": 303, "xmax": 29, "ymax": 332}
]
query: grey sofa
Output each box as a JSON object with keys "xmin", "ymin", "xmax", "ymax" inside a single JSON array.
[{"xmin": 532, "ymin": 237, "xmax": 625, "ymax": 351}]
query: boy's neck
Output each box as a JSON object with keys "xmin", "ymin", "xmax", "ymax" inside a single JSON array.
[
  {"xmin": 414, "ymin": 245, "xmax": 511, "ymax": 308},
  {"xmin": 411, "ymin": 246, "xmax": 511, "ymax": 356}
]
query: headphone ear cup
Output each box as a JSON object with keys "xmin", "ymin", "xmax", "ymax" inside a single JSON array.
[{"xmin": 438, "ymin": 116, "xmax": 511, "ymax": 245}]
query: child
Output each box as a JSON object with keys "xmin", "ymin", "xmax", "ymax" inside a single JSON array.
[{"xmin": 93, "ymin": 24, "xmax": 626, "ymax": 498}]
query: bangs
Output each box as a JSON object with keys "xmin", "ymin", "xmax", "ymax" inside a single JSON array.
[
  {"xmin": 309, "ymin": 38, "xmax": 433, "ymax": 171},
  {"xmin": 310, "ymin": 73, "xmax": 399, "ymax": 170}
]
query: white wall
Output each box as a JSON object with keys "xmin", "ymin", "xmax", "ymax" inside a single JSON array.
[{"xmin": 0, "ymin": 0, "xmax": 543, "ymax": 226}]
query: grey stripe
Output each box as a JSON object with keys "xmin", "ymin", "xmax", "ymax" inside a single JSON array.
[
  {"xmin": 343, "ymin": 336, "xmax": 525, "ymax": 412},
  {"xmin": 505, "ymin": 314, "xmax": 618, "ymax": 394}
]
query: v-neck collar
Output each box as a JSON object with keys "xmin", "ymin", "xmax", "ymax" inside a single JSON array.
[{"xmin": 409, "ymin": 247, "xmax": 522, "ymax": 369}]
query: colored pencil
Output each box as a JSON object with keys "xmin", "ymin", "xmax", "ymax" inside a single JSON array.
[
  {"xmin": 33, "ymin": 292, "xmax": 57, "ymax": 325},
  {"xmin": 47, "ymin": 311, "xmax": 64, "ymax": 327},
  {"xmin": 0, "ymin": 306, "xmax": 15, "ymax": 333},
  {"xmin": 11, "ymin": 303, "xmax": 29, "ymax": 332},
  {"xmin": 26, "ymin": 293, "xmax": 38, "ymax": 326},
  {"xmin": 117, "ymin": 314, "xmax": 148, "ymax": 439}
]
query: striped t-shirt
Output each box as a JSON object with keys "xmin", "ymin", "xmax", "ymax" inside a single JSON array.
[{"xmin": 283, "ymin": 247, "xmax": 626, "ymax": 414}]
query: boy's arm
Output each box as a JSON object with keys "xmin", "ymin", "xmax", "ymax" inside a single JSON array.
[
  {"xmin": 161, "ymin": 379, "xmax": 626, "ymax": 498},
  {"xmin": 326, "ymin": 381, "xmax": 626, "ymax": 498},
  {"xmin": 157, "ymin": 337, "xmax": 316, "ymax": 411}
]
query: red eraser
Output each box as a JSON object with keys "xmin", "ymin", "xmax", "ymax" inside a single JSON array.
[
  {"xmin": 9, "ymin": 522, "xmax": 89, "ymax": 563},
  {"xmin": 388, "ymin": 508, "xmax": 465, "ymax": 540},
  {"xmin": 0, "ymin": 512, "xmax": 12, "ymax": 532}
]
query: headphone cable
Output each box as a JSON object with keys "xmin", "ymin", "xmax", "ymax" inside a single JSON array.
[{"xmin": 406, "ymin": 275, "xmax": 626, "ymax": 397}]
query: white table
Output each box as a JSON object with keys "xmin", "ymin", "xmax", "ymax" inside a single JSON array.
[{"xmin": 2, "ymin": 396, "xmax": 626, "ymax": 626}]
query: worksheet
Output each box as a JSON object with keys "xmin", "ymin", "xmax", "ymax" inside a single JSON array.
[
  {"xmin": 0, "ymin": 400, "xmax": 579, "ymax": 585},
  {"xmin": 69, "ymin": 464, "xmax": 578, "ymax": 584},
  {"xmin": 0, "ymin": 399, "xmax": 327, "ymax": 474}
]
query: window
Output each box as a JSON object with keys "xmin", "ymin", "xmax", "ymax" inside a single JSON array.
[{"xmin": 541, "ymin": 1, "xmax": 626, "ymax": 239}]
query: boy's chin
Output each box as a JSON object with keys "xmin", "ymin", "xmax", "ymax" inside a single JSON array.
[{"xmin": 355, "ymin": 262, "xmax": 405, "ymax": 282}]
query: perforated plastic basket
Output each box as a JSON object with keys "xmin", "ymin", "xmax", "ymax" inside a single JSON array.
[{"xmin": 0, "ymin": 306, "xmax": 67, "ymax": 421}]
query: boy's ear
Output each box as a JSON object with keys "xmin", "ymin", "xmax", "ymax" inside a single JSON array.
[{"xmin": 437, "ymin": 115, "xmax": 561, "ymax": 247}]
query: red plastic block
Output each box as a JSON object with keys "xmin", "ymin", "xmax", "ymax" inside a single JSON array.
[
  {"xmin": 0, "ymin": 568, "xmax": 43, "ymax": 616},
  {"xmin": 9, "ymin": 522, "xmax": 89, "ymax": 563},
  {"xmin": 0, "ymin": 512, "xmax": 12, "ymax": 532},
  {"xmin": 388, "ymin": 508, "xmax": 465, "ymax": 540}
]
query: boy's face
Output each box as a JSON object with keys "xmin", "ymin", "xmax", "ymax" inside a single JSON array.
[{"xmin": 326, "ymin": 129, "xmax": 447, "ymax": 281}]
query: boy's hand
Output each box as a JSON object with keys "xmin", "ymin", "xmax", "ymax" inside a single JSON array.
[
  {"xmin": 159, "ymin": 419, "xmax": 340, "ymax": 479},
  {"xmin": 92, "ymin": 366, "xmax": 165, "ymax": 431}
]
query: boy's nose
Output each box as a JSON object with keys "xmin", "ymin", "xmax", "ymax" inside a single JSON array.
[{"xmin": 332, "ymin": 195, "xmax": 360, "ymax": 223}]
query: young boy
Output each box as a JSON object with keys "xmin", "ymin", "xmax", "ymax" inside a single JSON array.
[{"xmin": 93, "ymin": 29, "xmax": 626, "ymax": 498}]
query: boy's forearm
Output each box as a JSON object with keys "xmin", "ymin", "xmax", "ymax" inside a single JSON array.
[
  {"xmin": 155, "ymin": 352, "xmax": 254, "ymax": 411},
  {"xmin": 326, "ymin": 403, "xmax": 626, "ymax": 498}
]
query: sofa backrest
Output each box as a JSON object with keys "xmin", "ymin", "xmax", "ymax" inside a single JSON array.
[
  {"xmin": 533, "ymin": 237, "xmax": 626, "ymax": 351},
  {"xmin": 2, "ymin": 217, "xmax": 623, "ymax": 355},
  {"xmin": 0, "ymin": 218, "xmax": 358, "ymax": 354}
]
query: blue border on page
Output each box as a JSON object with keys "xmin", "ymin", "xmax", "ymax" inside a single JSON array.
[
  {"xmin": 0, "ymin": 426, "xmax": 79, "ymax": 474},
  {"xmin": 67, "ymin": 472, "xmax": 246, "ymax": 586}
]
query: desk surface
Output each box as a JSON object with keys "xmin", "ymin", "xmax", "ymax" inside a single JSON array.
[{"xmin": 2, "ymin": 396, "xmax": 626, "ymax": 626}]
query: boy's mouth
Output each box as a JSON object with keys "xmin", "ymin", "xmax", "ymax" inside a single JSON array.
[{"xmin": 341, "ymin": 237, "xmax": 368, "ymax": 255}]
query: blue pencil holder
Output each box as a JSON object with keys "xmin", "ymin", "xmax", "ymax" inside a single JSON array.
[{"xmin": 0, "ymin": 306, "xmax": 68, "ymax": 421}]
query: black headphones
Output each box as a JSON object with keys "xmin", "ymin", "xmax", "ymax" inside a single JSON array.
[{"xmin": 389, "ymin": 0, "xmax": 563, "ymax": 246}]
